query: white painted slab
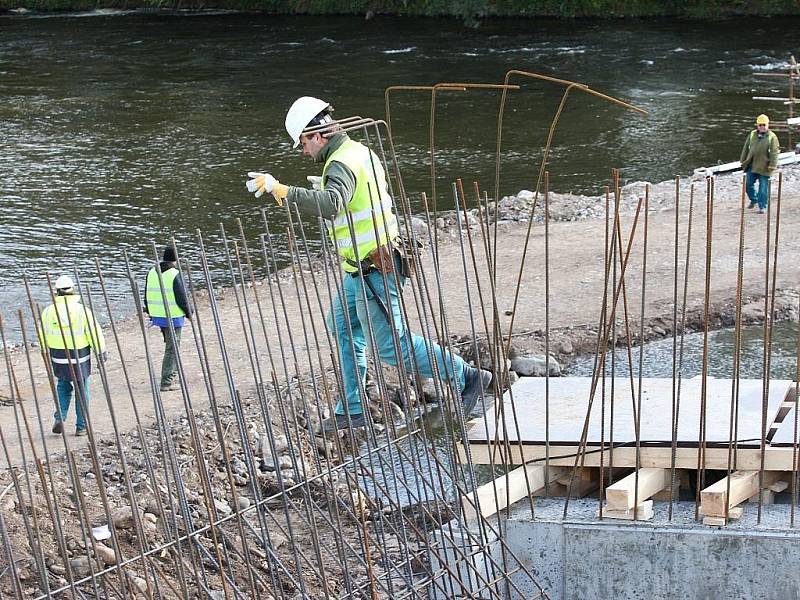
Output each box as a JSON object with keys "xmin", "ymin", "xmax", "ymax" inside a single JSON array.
[{"xmin": 468, "ymin": 377, "xmax": 792, "ymax": 447}]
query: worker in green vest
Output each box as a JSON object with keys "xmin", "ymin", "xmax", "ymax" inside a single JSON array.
[
  {"xmin": 39, "ymin": 275, "xmax": 106, "ymax": 436},
  {"xmin": 245, "ymin": 96, "xmax": 492, "ymax": 433},
  {"xmin": 740, "ymin": 113, "xmax": 780, "ymax": 214},
  {"xmin": 144, "ymin": 244, "xmax": 193, "ymax": 391}
]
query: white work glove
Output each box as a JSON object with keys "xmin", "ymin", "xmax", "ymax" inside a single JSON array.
[
  {"xmin": 307, "ymin": 175, "xmax": 322, "ymax": 191},
  {"xmin": 246, "ymin": 172, "xmax": 276, "ymax": 198}
]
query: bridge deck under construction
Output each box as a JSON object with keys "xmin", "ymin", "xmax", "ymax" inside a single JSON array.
[{"xmin": 462, "ymin": 376, "xmax": 800, "ymax": 470}]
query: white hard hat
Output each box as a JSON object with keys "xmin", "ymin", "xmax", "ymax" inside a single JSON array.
[
  {"xmin": 285, "ymin": 96, "xmax": 331, "ymax": 148},
  {"xmin": 54, "ymin": 275, "xmax": 74, "ymax": 291}
]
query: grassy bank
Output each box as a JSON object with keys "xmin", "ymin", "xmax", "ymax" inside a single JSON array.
[{"xmin": 3, "ymin": 0, "xmax": 800, "ymax": 20}]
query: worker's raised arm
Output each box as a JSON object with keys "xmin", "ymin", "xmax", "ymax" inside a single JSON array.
[{"xmin": 245, "ymin": 161, "xmax": 356, "ymax": 220}]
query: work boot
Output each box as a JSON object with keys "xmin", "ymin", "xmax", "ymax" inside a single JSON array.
[
  {"xmin": 758, "ymin": 208, "xmax": 766, "ymax": 214},
  {"xmin": 75, "ymin": 428, "xmax": 87, "ymax": 437},
  {"xmin": 52, "ymin": 421, "xmax": 64, "ymax": 435},
  {"xmin": 318, "ymin": 413, "xmax": 367, "ymax": 434},
  {"xmin": 748, "ymin": 201, "xmax": 756, "ymax": 209},
  {"xmin": 160, "ymin": 381, "xmax": 179, "ymax": 392},
  {"xmin": 461, "ymin": 367, "xmax": 493, "ymax": 416}
]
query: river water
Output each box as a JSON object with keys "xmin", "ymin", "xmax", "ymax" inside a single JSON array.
[{"xmin": 2, "ymin": 12, "xmax": 800, "ymax": 340}]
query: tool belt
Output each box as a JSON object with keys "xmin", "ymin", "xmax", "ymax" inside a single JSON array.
[{"xmin": 347, "ymin": 238, "xmax": 419, "ymax": 279}]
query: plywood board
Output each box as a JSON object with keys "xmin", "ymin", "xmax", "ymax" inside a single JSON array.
[
  {"xmin": 460, "ymin": 464, "xmax": 565, "ymax": 522},
  {"xmin": 468, "ymin": 377, "xmax": 791, "ymax": 447}
]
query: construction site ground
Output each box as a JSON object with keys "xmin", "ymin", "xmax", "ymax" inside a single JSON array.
[{"xmin": 2, "ymin": 167, "xmax": 800, "ymax": 467}]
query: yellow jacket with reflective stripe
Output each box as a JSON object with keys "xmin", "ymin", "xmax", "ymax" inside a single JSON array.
[
  {"xmin": 145, "ymin": 267, "xmax": 186, "ymax": 319},
  {"xmin": 38, "ymin": 294, "xmax": 106, "ymax": 351},
  {"xmin": 322, "ymin": 138, "xmax": 399, "ymax": 272}
]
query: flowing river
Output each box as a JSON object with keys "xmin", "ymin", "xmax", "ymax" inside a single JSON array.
[{"xmin": 2, "ymin": 12, "xmax": 800, "ymax": 340}]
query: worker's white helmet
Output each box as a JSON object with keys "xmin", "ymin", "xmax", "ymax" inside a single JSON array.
[
  {"xmin": 285, "ymin": 96, "xmax": 331, "ymax": 148},
  {"xmin": 54, "ymin": 275, "xmax": 74, "ymax": 291}
]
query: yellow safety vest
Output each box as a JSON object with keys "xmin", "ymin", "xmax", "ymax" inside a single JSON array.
[
  {"xmin": 39, "ymin": 295, "xmax": 105, "ymax": 351},
  {"xmin": 146, "ymin": 267, "xmax": 186, "ymax": 319},
  {"xmin": 322, "ymin": 138, "xmax": 399, "ymax": 272}
]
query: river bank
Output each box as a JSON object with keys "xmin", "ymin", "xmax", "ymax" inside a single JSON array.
[{"xmin": 3, "ymin": 2, "xmax": 799, "ymax": 20}]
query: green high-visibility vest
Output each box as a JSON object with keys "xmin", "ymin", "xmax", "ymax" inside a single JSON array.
[
  {"xmin": 322, "ymin": 138, "xmax": 399, "ymax": 272},
  {"xmin": 39, "ymin": 295, "xmax": 105, "ymax": 351},
  {"xmin": 146, "ymin": 267, "xmax": 186, "ymax": 319}
]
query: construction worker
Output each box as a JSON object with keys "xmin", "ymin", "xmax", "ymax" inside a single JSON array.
[
  {"xmin": 245, "ymin": 96, "xmax": 492, "ymax": 432},
  {"xmin": 143, "ymin": 244, "xmax": 192, "ymax": 392},
  {"xmin": 740, "ymin": 113, "xmax": 780, "ymax": 214},
  {"xmin": 39, "ymin": 275, "xmax": 106, "ymax": 436}
]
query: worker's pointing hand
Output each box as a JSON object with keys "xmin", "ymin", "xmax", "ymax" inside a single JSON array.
[
  {"xmin": 245, "ymin": 172, "xmax": 289, "ymax": 206},
  {"xmin": 246, "ymin": 172, "xmax": 276, "ymax": 198}
]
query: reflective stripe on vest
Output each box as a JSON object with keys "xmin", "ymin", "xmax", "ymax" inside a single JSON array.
[
  {"xmin": 146, "ymin": 267, "xmax": 186, "ymax": 319},
  {"xmin": 49, "ymin": 346, "xmax": 91, "ymax": 365},
  {"xmin": 39, "ymin": 296, "xmax": 95, "ymax": 350},
  {"xmin": 321, "ymin": 139, "xmax": 399, "ymax": 272}
]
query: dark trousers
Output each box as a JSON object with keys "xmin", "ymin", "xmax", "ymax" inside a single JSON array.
[{"xmin": 160, "ymin": 327, "xmax": 182, "ymax": 387}]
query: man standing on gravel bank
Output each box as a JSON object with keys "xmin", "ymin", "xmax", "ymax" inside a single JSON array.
[
  {"xmin": 740, "ymin": 113, "xmax": 780, "ymax": 214},
  {"xmin": 39, "ymin": 275, "xmax": 106, "ymax": 436},
  {"xmin": 144, "ymin": 244, "xmax": 193, "ymax": 392},
  {"xmin": 245, "ymin": 96, "xmax": 492, "ymax": 433}
]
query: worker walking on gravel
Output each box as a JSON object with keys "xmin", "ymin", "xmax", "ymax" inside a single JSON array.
[
  {"xmin": 39, "ymin": 275, "xmax": 106, "ymax": 436},
  {"xmin": 245, "ymin": 96, "xmax": 492, "ymax": 433},
  {"xmin": 143, "ymin": 244, "xmax": 193, "ymax": 392},
  {"xmin": 740, "ymin": 113, "xmax": 780, "ymax": 214}
]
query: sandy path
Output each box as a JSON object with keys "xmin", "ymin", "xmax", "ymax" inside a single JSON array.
[{"xmin": 2, "ymin": 170, "xmax": 799, "ymax": 468}]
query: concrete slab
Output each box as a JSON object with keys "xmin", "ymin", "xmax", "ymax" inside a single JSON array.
[{"xmin": 468, "ymin": 376, "xmax": 792, "ymax": 446}]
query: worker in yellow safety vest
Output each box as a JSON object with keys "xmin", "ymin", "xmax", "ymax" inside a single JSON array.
[
  {"xmin": 143, "ymin": 244, "xmax": 193, "ymax": 392},
  {"xmin": 39, "ymin": 275, "xmax": 106, "ymax": 436},
  {"xmin": 245, "ymin": 96, "xmax": 492, "ymax": 433}
]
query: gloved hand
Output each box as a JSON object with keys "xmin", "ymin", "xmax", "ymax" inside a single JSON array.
[
  {"xmin": 101, "ymin": 351, "xmax": 108, "ymax": 364},
  {"xmin": 307, "ymin": 175, "xmax": 322, "ymax": 191},
  {"xmin": 246, "ymin": 172, "xmax": 289, "ymax": 206}
]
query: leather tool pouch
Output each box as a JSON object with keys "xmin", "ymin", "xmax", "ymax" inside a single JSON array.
[{"xmin": 367, "ymin": 245, "xmax": 395, "ymax": 274}]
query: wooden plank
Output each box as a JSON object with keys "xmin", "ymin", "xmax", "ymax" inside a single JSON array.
[
  {"xmin": 748, "ymin": 490, "xmax": 775, "ymax": 505},
  {"xmin": 460, "ymin": 464, "xmax": 566, "ymax": 522},
  {"xmin": 598, "ymin": 500, "xmax": 653, "ymax": 521},
  {"xmin": 700, "ymin": 471, "xmax": 781, "ymax": 517},
  {"xmin": 605, "ymin": 468, "xmax": 670, "ymax": 510},
  {"xmin": 769, "ymin": 480, "xmax": 789, "ymax": 493},
  {"xmin": 460, "ymin": 442, "xmax": 799, "ymax": 471},
  {"xmin": 702, "ymin": 506, "xmax": 743, "ymax": 525}
]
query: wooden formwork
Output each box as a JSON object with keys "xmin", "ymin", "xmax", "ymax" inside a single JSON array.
[{"xmin": 458, "ymin": 376, "xmax": 799, "ymax": 526}]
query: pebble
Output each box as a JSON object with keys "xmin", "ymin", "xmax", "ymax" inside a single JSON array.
[
  {"xmin": 69, "ymin": 557, "xmax": 92, "ymax": 578},
  {"xmin": 236, "ymin": 496, "xmax": 251, "ymax": 511},
  {"xmin": 95, "ymin": 543, "xmax": 117, "ymax": 566},
  {"xmin": 213, "ymin": 498, "xmax": 232, "ymax": 516},
  {"xmin": 510, "ymin": 354, "xmax": 561, "ymax": 377},
  {"xmin": 111, "ymin": 506, "xmax": 136, "ymax": 529}
]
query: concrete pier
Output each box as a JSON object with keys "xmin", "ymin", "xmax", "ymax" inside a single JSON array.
[{"xmin": 438, "ymin": 498, "xmax": 800, "ymax": 599}]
